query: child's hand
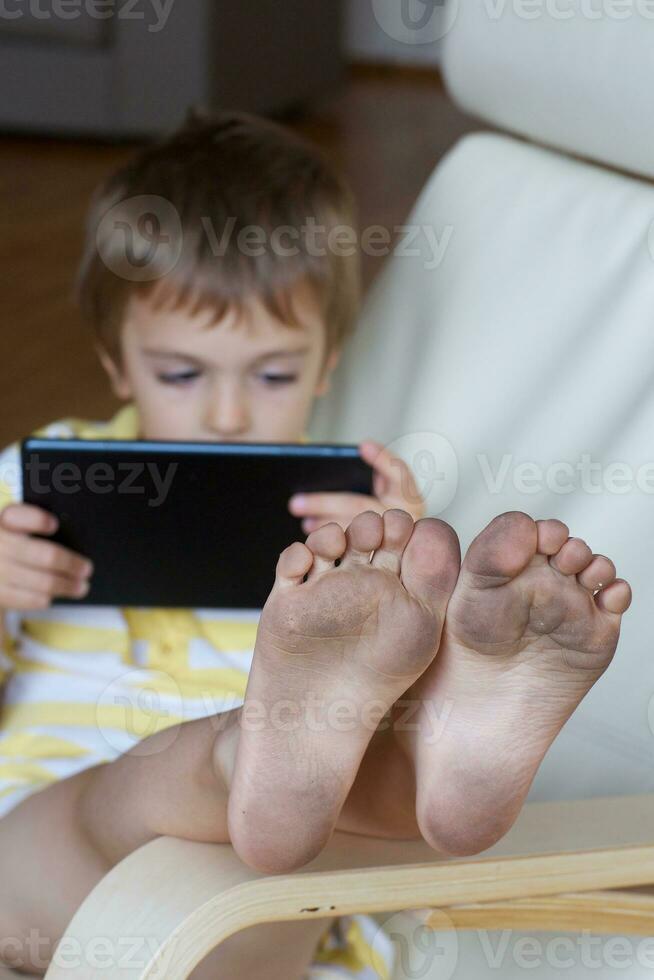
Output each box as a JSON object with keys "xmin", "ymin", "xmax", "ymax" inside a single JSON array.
[
  {"xmin": 0, "ymin": 504, "xmax": 93, "ymax": 610},
  {"xmin": 289, "ymin": 440, "xmax": 425, "ymax": 534}
]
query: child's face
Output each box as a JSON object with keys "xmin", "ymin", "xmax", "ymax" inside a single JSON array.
[{"xmin": 100, "ymin": 283, "xmax": 338, "ymax": 443}]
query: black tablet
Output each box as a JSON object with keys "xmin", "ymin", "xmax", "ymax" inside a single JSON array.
[{"xmin": 21, "ymin": 439, "xmax": 373, "ymax": 609}]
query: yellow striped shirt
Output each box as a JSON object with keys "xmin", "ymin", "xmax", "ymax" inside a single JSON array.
[{"xmin": 0, "ymin": 405, "xmax": 394, "ymax": 980}]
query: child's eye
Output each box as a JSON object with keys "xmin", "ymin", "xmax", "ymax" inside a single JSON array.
[
  {"xmin": 259, "ymin": 373, "xmax": 298, "ymax": 387},
  {"xmin": 157, "ymin": 370, "xmax": 201, "ymax": 386}
]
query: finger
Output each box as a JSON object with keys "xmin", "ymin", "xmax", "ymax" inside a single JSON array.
[
  {"xmin": 302, "ymin": 517, "xmax": 347, "ymax": 534},
  {"xmin": 0, "ymin": 585, "xmax": 51, "ymax": 611},
  {"xmin": 360, "ymin": 441, "xmax": 421, "ymax": 509},
  {"xmin": 0, "ymin": 504, "xmax": 58, "ymax": 536},
  {"xmin": 289, "ymin": 493, "xmax": 383, "ymax": 520},
  {"xmin": 9, "ymin": 564, "xmax": 90, "ymax": 600},
  {"xmin": 302, "ymin": 513, "xmax": 372, "ymax": 533},
  {"xmin": 7, "ymin": 536, "xmax": 93, "ymax": 580}
]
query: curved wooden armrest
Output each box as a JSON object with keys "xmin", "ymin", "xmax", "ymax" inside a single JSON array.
[
  {"xmin": 44, "ymin": 795, "xmax": 654, "ymax": 980},
  {"xmin": 436, "ymin": 889, "xmax": 654, "ymax": 934}
]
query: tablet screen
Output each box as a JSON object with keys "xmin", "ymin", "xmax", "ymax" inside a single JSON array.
[{"xmin": 21, "ymin": 439, "xmax": 374, "ymax": 609}]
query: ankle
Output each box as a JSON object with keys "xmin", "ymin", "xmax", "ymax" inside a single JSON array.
[{"xmin": 212, "ymin": 707, "xmax": 241, "ymax": 793}]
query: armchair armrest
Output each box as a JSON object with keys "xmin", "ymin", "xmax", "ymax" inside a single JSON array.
[{"xmin": 45, "ymin": 795, "xmax": 654, "ymax": 980}]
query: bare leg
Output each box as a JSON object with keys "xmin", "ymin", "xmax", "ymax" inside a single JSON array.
[
  {"xmin": 0, "ymin": 647, "xmax": 420, "ymax": 975},
  {"xmin": 0, "ymin": 711, "xmax": 332, "ymax": 979}
]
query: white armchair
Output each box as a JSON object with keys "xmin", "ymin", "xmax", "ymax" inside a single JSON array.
[{"xmin": 312, "ymin": 2, "xmax": 654, "ymax": 974}]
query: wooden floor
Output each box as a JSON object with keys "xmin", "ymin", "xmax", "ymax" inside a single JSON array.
[{"xmin": 0, "ymin": 68, "xmax": 476, "ymax": 447}]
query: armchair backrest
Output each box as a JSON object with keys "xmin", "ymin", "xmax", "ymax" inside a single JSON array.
[{"xmin": 311, "ymin": 0, "xmax": 654, "ymax": 802}]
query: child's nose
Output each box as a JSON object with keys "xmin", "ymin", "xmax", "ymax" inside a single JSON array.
[{"xmin": 205, "ymin": 385, "xmax": 250, "ymax": 438}]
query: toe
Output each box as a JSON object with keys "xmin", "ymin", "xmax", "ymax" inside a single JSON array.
[
  {"xmin": 578, "ymin": 555, "xmax": 616, "ymax": 593},
  {"xmin": 401, "ymin": 518, "xmax": 461, "ymax": 611},
  {"xmin": 341, "ymin": 511, "xmax": 384, "ymax": 566},
  {"xmin": 371, "ymin": 509, "xmax": 415, "ymax": 573},
  {"xmin": 536, "ymin": 519, "xmax": 570, "ymax": 556},
  {"xmin": 463, "ymin": 511, "xmax": 537, "ymax": 584},
  {"xmin": 596, "ymin": 579, "xmax": 632, "ymax": 615},
  {"xmin": 550, "ymin": 537, "xmax": 593, "ymax": 576},
  {"xmin": 275, "ymin": 541, "xmax": 314, "ymax": 587},
  {"xmin": 305, "ymin": 523, "xmax": 347, "ymax": 577}
]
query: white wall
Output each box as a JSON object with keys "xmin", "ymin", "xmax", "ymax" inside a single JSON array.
[{"xmin": 346, "ymin": 0, "xmax": 443, "ymax": 66}]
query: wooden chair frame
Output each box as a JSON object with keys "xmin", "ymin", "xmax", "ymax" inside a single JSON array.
[{"xmin": 42, "ymin": 795, "xmax": 654, "ymax": 979}]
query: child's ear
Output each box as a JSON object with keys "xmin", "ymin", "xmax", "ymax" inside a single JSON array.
[
  {"xmin": 315, "ymin": 348, "xmax": 341, "ymax": 398},
  {"xmin": 96, "ymin": 344, "xmax": 133, "ymax": 401}
]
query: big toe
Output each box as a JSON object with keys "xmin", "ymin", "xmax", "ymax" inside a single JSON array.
[
  {"xmin": 463, "ymin": 511, "xmax": 538, "ymax": 585},
  {"xmin": 400, "ymin": 518, "xmax": 461, "ymax": 614}
]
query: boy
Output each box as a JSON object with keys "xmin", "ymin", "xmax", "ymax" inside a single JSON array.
[{"xmin": 0, "ymin": 113, "xmax": 631, "ymax": 979}]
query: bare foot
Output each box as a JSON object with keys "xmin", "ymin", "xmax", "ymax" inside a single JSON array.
[
  {"xmin": 227, "ymin": 510, "xmax": 460, "ymax": 872},
  {"xmin": 404, "ymin": 512, "xmax": 632, "ymax": 857}
]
